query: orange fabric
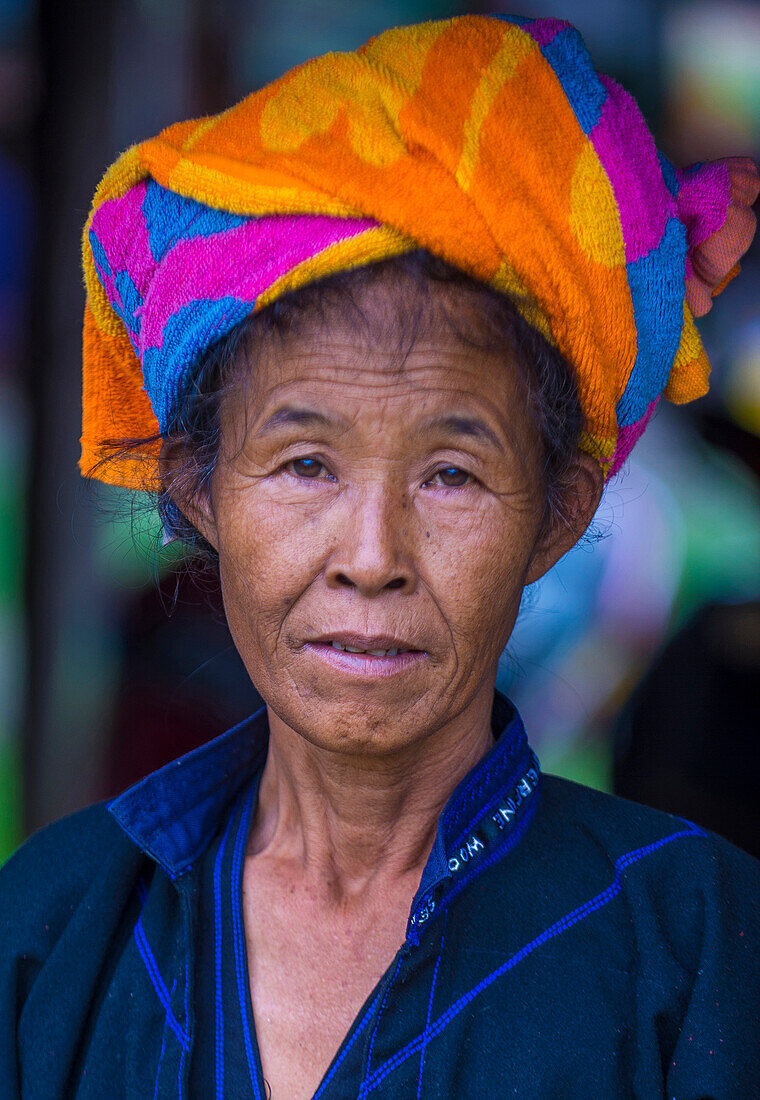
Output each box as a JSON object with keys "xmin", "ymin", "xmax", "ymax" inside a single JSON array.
[
  {"xmin": 82, "ymin": 305, "xmax": 161, "ymax": 489},
  {"xmin": 81, "ymin": 16, "xmax": 759, "ymax": 488}
]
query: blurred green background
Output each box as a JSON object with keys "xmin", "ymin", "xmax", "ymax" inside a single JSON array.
[{"xmin": 1, "ymin": 0, "xmax": 759, "ymax": 862}]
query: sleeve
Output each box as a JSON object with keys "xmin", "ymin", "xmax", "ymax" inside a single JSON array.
[
  {"xmin": 0, "ymin": 805, "xmax": 131, "ymax": 1099},
  {"xmin": 0, "ymin": 820, "xmax": 79, "ymax": 1098},
  {"xmin": 665, "ymin": 832, "xmax": 760, "ymax": 1099}
]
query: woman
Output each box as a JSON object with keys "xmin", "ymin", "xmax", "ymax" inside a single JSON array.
[{"xmin": 3, "ymin": 14, "xmax": 760, "ymax": 1099}]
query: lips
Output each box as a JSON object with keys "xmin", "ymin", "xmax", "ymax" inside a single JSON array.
[
  {"xmin": 307, "ymin": 632, "xmax": 423, "ymax": 656},
  {"xmin": 304, "ymin": 638, "xmax": 427, "ymax": 678},
  {"xmin": 329, "ymin": 641, "xmax": 408, "ymax": 656}
]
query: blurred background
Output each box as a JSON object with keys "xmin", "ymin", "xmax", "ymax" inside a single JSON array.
[{"xmin": 1, "ymin": 0, "xmax": 759, "ymax": 864}]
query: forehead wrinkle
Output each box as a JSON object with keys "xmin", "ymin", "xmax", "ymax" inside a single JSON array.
[
  {"xmin": 253, "ymin": 375, "xmax": 506, "ymax": 425},
  {"xmin": 242, "ymin": 370, "xmax": 526, "ymax": 449},
  {"xmin": 233, "ymin": 324, "xmax": 533, "ymax": 451},
  {"xmin": 253, "ymin": 343, "xmax": 511, "ymax": 395},
  {"xmin": 276, "ymin": 342, "xmax": 414, "ymax": 384}
]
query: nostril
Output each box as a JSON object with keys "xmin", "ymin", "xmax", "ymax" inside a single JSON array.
[{"xmin": 327, "ymin": 570, "xmax": 411, "ymax": 592}]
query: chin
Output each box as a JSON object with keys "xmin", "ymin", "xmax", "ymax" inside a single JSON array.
[{"xmin": 268, "ymin": 684, "xmax": 443, "ymax": 759}]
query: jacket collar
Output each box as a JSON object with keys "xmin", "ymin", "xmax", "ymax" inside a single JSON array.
[
  {"xmin": 109, "ymin": 708, "xmax": 269, "ymax": 879},
  {"xmin": 109, "ymin": 692, "xmax": 540, "ymax": 893}
]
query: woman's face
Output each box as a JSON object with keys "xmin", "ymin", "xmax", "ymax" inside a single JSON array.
[{"xmin": 189, "ymin": 282, "xmax": 597, "ymax": 757}]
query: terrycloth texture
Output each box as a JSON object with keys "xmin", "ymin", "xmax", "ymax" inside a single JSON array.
[{"xmin": 81, "ymin": 14, "xmax": 760, "ymax": 490}]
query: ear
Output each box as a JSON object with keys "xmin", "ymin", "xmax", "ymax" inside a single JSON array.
[
  {"xmin": 158, "ymin": 438, "xmax": 220, "ymax": 551},
  {"xmin": 525, "ymin": 451, "xmax": 604, "ymax": 585}
]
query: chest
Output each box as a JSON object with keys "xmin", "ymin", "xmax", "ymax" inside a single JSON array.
[{"xmin": 242, "ymin": 863, "xmax": 412, "ymax": 1100}]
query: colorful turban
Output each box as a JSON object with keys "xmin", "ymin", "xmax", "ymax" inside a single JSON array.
[{"xmin": 81, "ymin": 14, "xmax": 759, "ymax": 490}]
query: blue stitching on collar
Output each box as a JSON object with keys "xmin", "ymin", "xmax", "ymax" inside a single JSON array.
[
  {"xmin": 409, "ymin": 757, "xmax": 541, "ymax": 938},
  {"xmin": 447, "ymin": 748, "xmax": 536, "ymax": 852},
  {"xmin": 443, "ymin": 779, "xmax": 542, "ymax": 916},
  {"xmin": 441, "ymin": 698, "xmax": 525, "ymax": 838}
]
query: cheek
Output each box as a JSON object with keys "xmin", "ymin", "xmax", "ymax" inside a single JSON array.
[
  {"xmin": 419, "ymin": 502, "xmax": 536, "ymax": 650},
  {"xmin": 214, "ymin": 489, "xmax": 327, "ymax": 656},
  {"xmin": 213, "ymin": 478, "xmax": 540, "ymax": 681}
]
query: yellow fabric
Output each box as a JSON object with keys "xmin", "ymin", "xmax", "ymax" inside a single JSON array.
[{"xmin": 81, "ymin": 15, "xmax": 757, "ymax": 489}]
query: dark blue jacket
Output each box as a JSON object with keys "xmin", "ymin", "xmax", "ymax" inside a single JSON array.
[{"xmin": 2, "ymin": 695, "xmax": 759, "ymax": 1098}]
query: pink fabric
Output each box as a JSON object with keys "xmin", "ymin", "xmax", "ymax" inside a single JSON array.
[
  {"xmin": 524, "ymin": 18, "xmax": 571, "ymax": 48},
  {"xmin": 590, "ymin": 77, "xmax": 677, "ymax": 264},
  {"xmin": 675, "ymin": 163, "xmax": 732, "ymax": 250},
  {"xmin": 91, "ymin": 181, "xmax": 380, "ymax": 355},
  {"xmin": 139, "ymin": 214, "xmax": 376, "ymax": 352},
  {"xmin": 90, "ymin": 183, "xmax": 156, "ymax": 331}
]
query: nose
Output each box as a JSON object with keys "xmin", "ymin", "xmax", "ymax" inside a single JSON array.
[{"xmin": 325, "ymin": 486, "xmax": 417, "ymax": 596}]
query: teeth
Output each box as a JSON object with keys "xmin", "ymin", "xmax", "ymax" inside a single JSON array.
[{"xmin": 329, "ymin": 641, "xmax": 404, "ymax": 656}]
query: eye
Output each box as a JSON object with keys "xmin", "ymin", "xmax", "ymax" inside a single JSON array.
[
  {"xmin": 427, "ymin": 466, "xmax": 472, "ymax": 488},
  {"xmin": 285, "ymin": 456, "xmax": 332, "ymax": 480}
]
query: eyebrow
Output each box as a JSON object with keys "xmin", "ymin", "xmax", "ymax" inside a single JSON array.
[
  {"xmin": 254, "ymin": 406, "xmax": 505, "ymax": 451},
  {"xmin": 255, "ymin": 406, "xmax": 344, "ymax": 435},
  {"xmin": 421, "ymin": 414, "xmax": 505, "ymax": 453}
]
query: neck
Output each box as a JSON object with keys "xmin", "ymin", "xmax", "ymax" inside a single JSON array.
[{"xmin": 248, "ymin": 690, "xmax": 496, "ymax": 902}]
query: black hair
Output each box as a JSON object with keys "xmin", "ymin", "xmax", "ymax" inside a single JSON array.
[{"xmin": 105, "ymin": 249, "xmax": 592, "ymax": 568}]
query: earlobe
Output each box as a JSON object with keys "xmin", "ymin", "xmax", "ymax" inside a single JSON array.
[
  {"xmin": 525, "ymin": 453, "xmax": 604, "ymax": 585},
  {"xmin": 158, "ymin": 439, "xmax": 220, "ymax": 550}
]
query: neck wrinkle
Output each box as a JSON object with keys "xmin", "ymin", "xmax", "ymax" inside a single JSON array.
[{"xmin": 247, "ymin": 694, "xmax": 495, "ymax": 902}]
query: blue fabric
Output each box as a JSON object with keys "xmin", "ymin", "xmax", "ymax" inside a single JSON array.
[
  {"xmin": 617, "ymin": 215, "xmax": 687, "ymax": 426},
  {"xmin": 658, "ymin": 151, "xmax": 681, "ymax": 198},
  {"xmin": 113, "ymin": 269, "xmax": 143, "ymax": 338},
  {"xmin": 142, "ymin": 180, "xmax": 247, "ymax": 263},
  {"xmin": 109, "ymin": 705, "xmax": 268, "ymax": 875},
  {"xmin": 89, "ymin": 231, "xmax": 113, "ymax": 280},
  {"xmin": 2, "ymin": 695, "xmax": 759, "ymax": 1097},
  {"xmin": 141, "ymin": 296, "xmax": 252, "ymax": 433},
  {"xmin": 541, "ymin": 27, "xmax": 608, "ymax": 135}
]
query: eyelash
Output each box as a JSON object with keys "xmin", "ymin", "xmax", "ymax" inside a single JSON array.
[
  {"xmin": 282, "ymin": 457, "xmax": 474, "ymax": 489},
  {"xmin": 284, "ymin": 457, "xmax": 336, "ymax": 481},
  {"xmin": 423, "ymin": 466, "xmax": 473, "ymax": 489}
]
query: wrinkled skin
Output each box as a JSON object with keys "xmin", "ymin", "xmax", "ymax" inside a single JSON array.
[
  {"xmin": 165, "ymin": 274, "xmax": 602, "ymax": 1099},
  {"xmin": 177, "ymin": 280, "xmax": 601, "ymax": 764}
]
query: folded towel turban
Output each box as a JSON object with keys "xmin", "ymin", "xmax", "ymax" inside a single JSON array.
[{"xmin": 81, "ymin": 14, "xmax": 759, "ymax": 490}]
